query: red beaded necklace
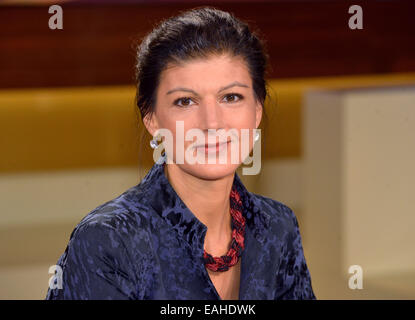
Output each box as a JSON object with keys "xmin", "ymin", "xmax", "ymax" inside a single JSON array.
[{"xmin": 203, "ymin": 186, "xmax": 246, "ymax": 272}]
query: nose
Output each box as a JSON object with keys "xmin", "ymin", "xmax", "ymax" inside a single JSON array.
[{"xmin": 199, "ymin": 97, "xmax": 225, "ymax": 133}]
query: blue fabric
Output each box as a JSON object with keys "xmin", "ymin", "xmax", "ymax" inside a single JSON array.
[{"xmin": 45, "ymin": 162, "xmax": 316, "ymax": 300}]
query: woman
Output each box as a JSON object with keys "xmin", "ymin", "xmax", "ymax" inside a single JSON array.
[{"xmin": 46, "ymin": 7, "xmax": 315, "ymax": 300}]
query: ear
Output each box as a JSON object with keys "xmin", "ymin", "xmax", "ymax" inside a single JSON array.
[
  {"xmin": 143, "ymin": 112, "xmax": 159, "ymax": 137},
  {"xmin": 255, "ymin": 100, "xmax": 263, "ymax": 129}
]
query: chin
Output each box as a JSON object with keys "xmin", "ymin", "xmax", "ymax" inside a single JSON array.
[{"xmin": 179, "ymin": 162, "xmax": 240, "ymax": 181}]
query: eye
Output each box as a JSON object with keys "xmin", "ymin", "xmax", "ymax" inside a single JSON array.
[
  {"xmin": 223, "ymin": 93, "xmax": 243, "ymax": 103},
  {"xmin": 173, "ymin": 97, "xmax": 195, "ymax": 108}
]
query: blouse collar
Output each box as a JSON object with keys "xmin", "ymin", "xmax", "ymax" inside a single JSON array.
[{"xmin": 138, "ymin": 162, "xmax": 271, "ymax": 259}]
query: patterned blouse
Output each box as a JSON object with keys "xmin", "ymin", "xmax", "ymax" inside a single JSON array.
[{"xmin": 45, "ymin": 162, "xmax": 316, "ymax": 300}]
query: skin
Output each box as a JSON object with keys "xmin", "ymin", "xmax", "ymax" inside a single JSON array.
[{"xmin": 144, "ymin": 53, "xmax": 262, "ymax": 300}]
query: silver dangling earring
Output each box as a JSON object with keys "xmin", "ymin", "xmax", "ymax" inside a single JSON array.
[
  {"xmin": 149, "ymin": 136, "xmax": 159, "ymax": 149},
  {"xmin": 150, "ymin": 134, "xmax": 166, "ymax": 165},
  {"xmin": 254, "ymin": 131, "xmax": 260, "ymax": 142}
]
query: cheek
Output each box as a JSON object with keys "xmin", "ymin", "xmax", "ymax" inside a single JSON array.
[
  {"xmin": 161, "ymin": 122, "xmax": 200, "ymax": 159},
  {"xmin": 156, "ymin": 107, "xmax": 187, "ymax": 136},
  {"xmin": 227, "ymin": 107, "xmax": 257, "ymax": 148},
  {"xmin": 225, "ymin": 106, "xmax": 257, "ymax": 130}
]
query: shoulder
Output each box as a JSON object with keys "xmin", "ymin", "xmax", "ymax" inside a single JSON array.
[
  {"xmin": 250, "ymin": 193, "xmax": 316, "ymax": 299},
  {"xmin": 250, "ymin": 192, "xmax": 300, "ymax": 236},
  {"xmin": 67, "ymin": 184, "xmax": 155, "ymax": 253}
]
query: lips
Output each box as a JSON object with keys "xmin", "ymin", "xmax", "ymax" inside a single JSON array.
[
  {"xmin": 194, "ymin": 139, "xmax": 231, "ymax": 149},
  {"xmin": 205, "ymin": 141, "xmax": 228, "ymax": 148}
]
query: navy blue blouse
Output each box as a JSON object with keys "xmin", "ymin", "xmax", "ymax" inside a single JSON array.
[{"xmin": 46, "ymin": 162, "xmax": 316, "ymax": 300}]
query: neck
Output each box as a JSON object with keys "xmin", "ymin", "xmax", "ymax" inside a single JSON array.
[{"xmin": 164, "ymin": 163, "xmax": 234, "ymax": 254}]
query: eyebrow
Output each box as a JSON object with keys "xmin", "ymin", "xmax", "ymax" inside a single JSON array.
[{"xmin": 166, "ymin": 81, "xmax": 249, "ymax": 96}]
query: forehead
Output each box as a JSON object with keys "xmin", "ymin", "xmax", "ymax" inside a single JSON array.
[{"xmin": 158, "ymin": 54, "xmax": 252, "ymax": 90}]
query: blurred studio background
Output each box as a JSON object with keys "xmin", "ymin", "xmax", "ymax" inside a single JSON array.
[{"xmin": 0, "ymin": 0, "xmax": 414, "ymax": 299}]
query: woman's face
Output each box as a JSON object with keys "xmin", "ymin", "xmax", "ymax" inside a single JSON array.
[{"xmin": 145, "ymin": 53, "xmax": 262, "ymax": 180}]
